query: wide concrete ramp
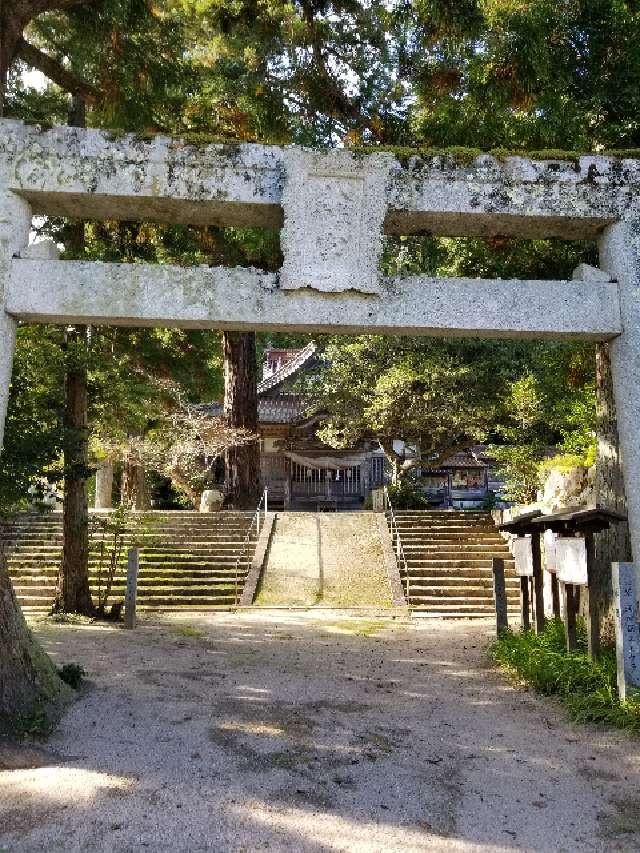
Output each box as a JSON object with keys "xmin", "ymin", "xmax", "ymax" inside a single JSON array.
[{"xmin": 254, "ymin": 512, "xmax": 393, "ymax": 607}]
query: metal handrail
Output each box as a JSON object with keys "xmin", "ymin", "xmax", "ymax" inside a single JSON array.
[
  {"xmin": 383, "ymin": 486, "xmax": 411, "ymax": 606},
  {"xmin": 233, "ymin": 488, "xmax": 268, "ymax": 605}
]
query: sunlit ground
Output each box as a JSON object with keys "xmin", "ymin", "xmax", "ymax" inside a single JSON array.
[{"xmin": 1, "ymin": 612, "xmax": 639, "ymax": 852}]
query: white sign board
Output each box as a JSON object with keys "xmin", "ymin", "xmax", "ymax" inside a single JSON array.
[
  {"xmin": 512, "ymin": 537, "xmax": 533, "ymax": 577},
  {"xmin": 612, "ymin": 562, "xmax": 640, "ymax": 701},
  {"xmin": 544, "ymin": 529, "xmax": 558, "ymax": 573},
  {"xmin": 556, "ymin": 537, "xmax": 588, "ymax": 586}
]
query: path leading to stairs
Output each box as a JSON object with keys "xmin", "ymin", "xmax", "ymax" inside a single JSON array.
[
  {"xmin": 255, "ymin": 511, "xmax": 392, "ymax": 607},
  {"xmin": 2, "ymin": 613, "xmax": 639, "ymax": 852}
]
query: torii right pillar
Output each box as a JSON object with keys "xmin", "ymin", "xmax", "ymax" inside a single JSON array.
[{"xmin": 599, "ymin": 221, "xmax": 640, "ymax": 564}]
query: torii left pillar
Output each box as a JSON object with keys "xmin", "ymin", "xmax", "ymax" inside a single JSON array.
[{"xmin": 0, "ymin": 190, "xmax": 31, "ymax": 447}]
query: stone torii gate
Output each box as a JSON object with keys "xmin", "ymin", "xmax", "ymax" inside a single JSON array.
[{"xmin": 0, "ymin": 119, "xmax": 639, "ymax": 558}]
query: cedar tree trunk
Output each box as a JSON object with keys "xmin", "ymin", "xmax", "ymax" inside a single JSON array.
[
  {"xmin": 223, "ymin": 332, "xmax": 261, "ymax": 508},
  {"xmin": 55, "ymin": 94, "xmax": 93, "ymax": 614},
  {"xmin": 1, "ymin": 549, "xmax": 72, "ymax": 733},
  {"xmin": 94, "ymin": 459, "xmax": 114, "ymax": 509},
  {"xmin": 121, "ymin": 450, "xmax": 149, "ymax": 510},
  {"xmin": 56, "ymin": 323, "xmax": 93, "ymax": 614}
]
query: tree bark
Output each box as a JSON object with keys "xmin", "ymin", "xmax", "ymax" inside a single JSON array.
[
  {"xmin": 592, "ymin": 342, "xmax": 632, "ymax": 629},
  {"xmin": 1, "ymin": 547, "xmax": 72, "ymax": 733},
  {"xmin": 54, "ymin": 95, "xmax": 93, "ymax": 615},
  {"xmin": 223, "ymin": 332, "xmax": 261, "ymax": 508},
  {"xmin": 56, "ymin": 322, "xmax": 93, "ymax": 614},
  {"xmin": 121, "ymin": 450, "xmax": 149, "ymax": 510},
  {"xmin": 94, "ymin": 459, "xmax": 114, "ymax": 509},
  {"xmin": 0, "ymin": 0, "xmax": 99, "ymax": 113}
]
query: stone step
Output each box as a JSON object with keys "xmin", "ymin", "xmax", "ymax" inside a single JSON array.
[
  {"xmin": 405, "ymin": 587, "xmax": 519, "ymax": 600},
  {"xmin": 404, "ymin": 558, "xmax": 514, "ymax": 568},
  {"xmin": 6, "ymin": 509, "xmax": 261, "ymax": 613}
]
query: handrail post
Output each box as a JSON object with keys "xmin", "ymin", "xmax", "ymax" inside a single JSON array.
[{"xmin": 264, "ymin": 487, "xmax": 268, "ymax": 516}]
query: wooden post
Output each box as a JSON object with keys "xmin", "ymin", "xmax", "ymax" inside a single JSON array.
[
  {"xmin": 520, "ymin": 576, "xmax": 531, "ymax": 630},
  {"xmin": 531, "ymin": 532, "xmax": 545, "ymax": 634},
  {"xmin": 563, "ymin": 582, "xmax": 579, "ymax": 652},
  {"xmin": 492, "ymin": 557, "xmax": 509, "ymax": 634},
  {"xmin": 551, "ymin": 573, "xmax": 561, "ymax": 619},
  {"xmin": 124, "ymin": 547, "xmax": 139, "ymax": 629},
  {"xmin": 584, "ymin": 531, "xmax": 600, "ymax": 659}
]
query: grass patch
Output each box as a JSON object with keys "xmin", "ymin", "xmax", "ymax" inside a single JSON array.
[
  {"xmin": 172, "ymin": 625, "xmax": 207, "ymax": 639},
  {"xmin": 490, "ymin": 619, "xmax": 640, "ymax": 733},
  {"xmin": 324, "ymin": 619, "xmax": 391, "ymax": 638}
]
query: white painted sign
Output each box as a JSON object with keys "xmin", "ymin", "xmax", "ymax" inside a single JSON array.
[
  {"xmin": 512, "ymin": 537, "xmax": 533, "ymax": 577},
  {"xmin": 544, "ymin": 529, "xmax": 558, "ymax": 573},
  {"xmin": 556, "ymin": 537, "xmax": 588, "ymax": 586},
  {"xmin": 612, "ymin": 562, "xmax": 640, "ymax": 701}
]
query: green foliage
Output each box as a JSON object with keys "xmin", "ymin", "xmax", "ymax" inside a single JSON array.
[
  {"xmin": 489, "ymin": 443, "xmax": 545, "ymax": 504},
  {"xmin": 0, "ymin": 327, "xmax": 64, "ymax": 512},
  {"xmin": 90, "ymin": 506, "xmax": 153, "ymax": 616},
  {"xmin": 490, "ymin": 620, "xmax": 640, "ymax": 733},
  {"xmin": 387, "ymin": 481, "xmax": 430, "ymax": 510},
  {"xmin": 14, "ymin": 705, "xmax": 51, "ymax": 739},
  {"xmin": 58, "ymin": 663, "xmax": 85, "ymax": 689},
  {"xmin": 312, "ymin": 336, "xmax": 521, "ymax": 472}
]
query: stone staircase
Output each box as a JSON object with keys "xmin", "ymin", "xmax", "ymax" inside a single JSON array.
[
  {"xmin": 2, "ymin": 511, "xmax": 257, "ymax": 614},
  {"xmin": 390, "ymin": 510, "xmax": 520, "ymax": 617}
]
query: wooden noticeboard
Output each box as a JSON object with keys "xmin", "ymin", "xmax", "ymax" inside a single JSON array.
[
  {"xmin": 556, "ymin": 537, "xmax": 588, "ymax": 586},
  {"xmin": 512, "ymin": 537, "xmax": 533, "ymax": 577}
]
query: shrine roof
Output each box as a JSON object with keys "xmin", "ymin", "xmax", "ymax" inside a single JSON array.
[{"xmin": 258, "ymin": 342, "xmax": 317, "ymax": 394}]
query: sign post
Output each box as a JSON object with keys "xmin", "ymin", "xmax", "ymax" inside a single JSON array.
[
  {"xmin": 612, "ymin": 562, "xmax": 640, "ymax": 701},
  {"xmin": 124, "ymin": 547, "xmax": 139, "ymax": 630},
  {"xmin": 492, "ymin": 557, "xmax": 509, "ymax": 635}
]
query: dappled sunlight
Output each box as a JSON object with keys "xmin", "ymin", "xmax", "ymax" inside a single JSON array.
[
  {"xmin": 0, "ymin": 766, "xmax": 133, "ymax": 805},
  {"xmin": 3, "ymin": 611, "xmax": 635, "ymax": 851},
  {"xmin": 229, "ymin": 800, "xmax": 516, "ymax": 853}
]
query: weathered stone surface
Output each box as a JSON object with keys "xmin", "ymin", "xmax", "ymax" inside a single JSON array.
[
  {"xmin": 571, "ymin": 263, "xmax": 612, "ymax": 282},
  {"xmin": 612, "ymin": 562, "xmax": 640, "ymax": 701},
  {"xmin": 386, "ymin": 153, "xmax": 640, "ymax": 239},
  {"xmin": 199, "ymin": 489, "xmax": 224, "ymax": 512},
  {"xmin": 0, "ymin": 191, "xmax": 31, "ymax": 449},
  {"xmin": 7, "ymin": 260, "xmax": 622, "ymax": 340},
  {"xmin": 280, "ymin": 148, "xmax": 392, "ymax": 294},
  {"xmin": 599, "ymin": 222, "xmax": 640, "ymax": 564},
  {"xmin": 22, "ymin": 239, "xmax": 61, "ymax": 260},
  {"xmin": 0, "ymin": 120, "xmax": 284, "ymax": 228},
  {"xmin": 4, "ymin": 121, "xmax": 640, "ymax": 238},
  {"xmin": 0, "ymin": 312, "xmax": 17, "ymax": 450}
]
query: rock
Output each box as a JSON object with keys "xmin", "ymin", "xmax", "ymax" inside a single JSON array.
[{"xmin": 199, "ymin": 489, "xmax": 223, "ymax": 513}]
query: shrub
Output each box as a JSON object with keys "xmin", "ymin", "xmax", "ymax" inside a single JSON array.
[
  {"xmin": 490, "ymin": 619, "xmax": 640, "ymax": 733},
  {"xmin": 58, "ymin": 663, "xmax": 85, "ymax": 689},
  {"xmin": 387, "ymin": 480, "xmax": 429, "ymax": 509}
]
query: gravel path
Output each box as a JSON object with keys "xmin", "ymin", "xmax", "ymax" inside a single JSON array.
[{"xmin": 1, "ymin": 612, "xmax": 639, "ymax": 852}]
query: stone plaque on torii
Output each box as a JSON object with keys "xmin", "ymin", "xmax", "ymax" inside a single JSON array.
[{"xmin": 2, "ymin": 119, "xmax": 640, "ymax": 577}]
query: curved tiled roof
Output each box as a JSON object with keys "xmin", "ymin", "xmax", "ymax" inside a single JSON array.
[{"xmin": 257, "ymin": 342, "xmax": 317, "ymax": 394}]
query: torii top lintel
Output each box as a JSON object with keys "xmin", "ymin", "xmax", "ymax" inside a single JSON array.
[
  {"xmin": 1, "ymin": 118, "xmax": 639, "ymax": 301},
  {"xmin": 2, "ymin": 121, "xmax": 640, "ymax": 241}
]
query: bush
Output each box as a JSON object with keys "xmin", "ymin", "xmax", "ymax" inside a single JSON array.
[
  {"xmin": 58, "ymin": 663, "xmax": 85, "ymax": 689},
  {"xmin": 387, "ymin": 480, "xmax": 429, "ymax": 509},
  {"xmin": 490, "ymin": 619, "xmax": 640, "ymax": 733}
]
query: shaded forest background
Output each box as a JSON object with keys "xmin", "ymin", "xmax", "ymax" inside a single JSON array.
[{"xmin": 2, "ymin": 0, "xmax": 638, "ymax": 575}]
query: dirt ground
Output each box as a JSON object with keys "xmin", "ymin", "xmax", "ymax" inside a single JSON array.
[{"xmin": 1, "ymin": 612, "xmax": 640, "ymax": 853}]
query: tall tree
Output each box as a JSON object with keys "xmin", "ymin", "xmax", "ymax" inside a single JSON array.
[
  {"xmin": 54, "ymin": 95, "xmax": 93, "ymax": 615},
  {"xmin": 222, "ymin": 332, "xmax": 260, "ymax": 507}
]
